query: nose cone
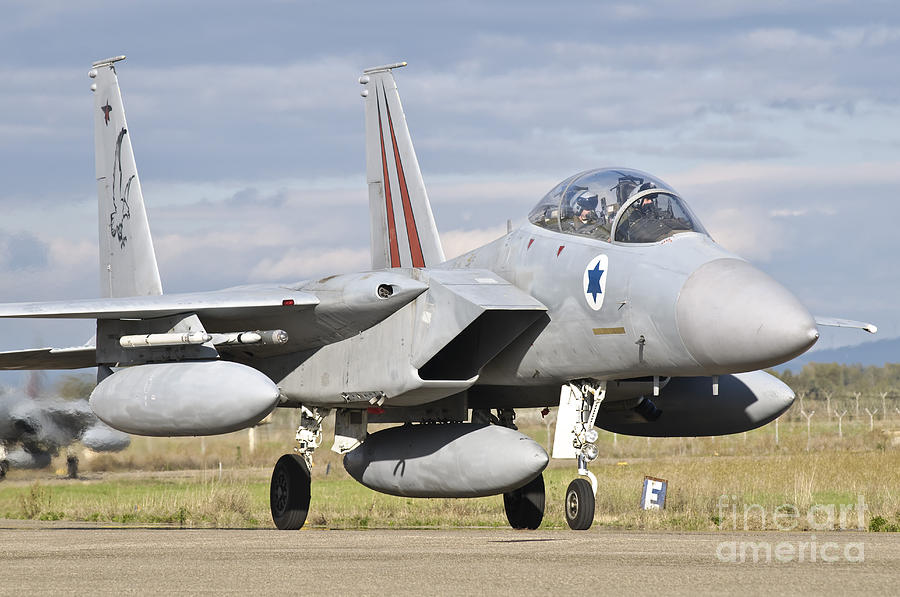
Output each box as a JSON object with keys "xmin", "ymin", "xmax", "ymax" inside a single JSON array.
[{"xmin": 676, "ymin": 258, "xmax": 818, "ymax": 372}]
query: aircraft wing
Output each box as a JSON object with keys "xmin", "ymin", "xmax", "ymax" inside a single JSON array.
[
  {"xmin": 0, "ymin": 288, "xmax": 317, "ymax": 370},
  {"xmin": 0, "ymin": 288, "xmax": 319, "ymax": 320},
  {"xmin": 0, "ymin": 273, "xmax": 429, "ymax": 370}
]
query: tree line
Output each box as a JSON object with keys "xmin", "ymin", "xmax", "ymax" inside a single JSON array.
[{"xmin": 774, "ymin": 363, "xmax": 900, "ymax": 399}]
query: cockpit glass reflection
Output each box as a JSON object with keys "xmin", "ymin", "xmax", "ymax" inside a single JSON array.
[
  {"xmin": 614, "ymin": 190, "xmax": 703, "ymax": 243},
  {"xmin": 528, "ymin": 168, "xmax": 707, "ymax": 244}
]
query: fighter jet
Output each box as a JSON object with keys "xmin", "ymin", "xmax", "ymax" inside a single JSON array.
[
  {"xmin": 0, "ymin": 373, "xmax": 130, "ymax": 478},
  {"xmin": 0, "ymin": 57, "xmax": 875, "ymax": 529}
]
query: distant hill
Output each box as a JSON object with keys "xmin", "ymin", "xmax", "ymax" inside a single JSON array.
[{"xmin": 775, "ymin": 337, "xmax": 900, "ymax": 372}]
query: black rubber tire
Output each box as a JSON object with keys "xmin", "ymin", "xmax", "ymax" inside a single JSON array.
[
  {"xmin": 503, "ymin": 473, "xmax": 546, "ymax": 530},
  {"xmin": 564, "ymin": 477, "xmax": 595, "ymax": 531},
  {"xmin": 270, "ymin": 454, "xmax": 311, "ymax": 530}
]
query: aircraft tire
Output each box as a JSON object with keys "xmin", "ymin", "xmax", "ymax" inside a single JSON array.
[
  {"xmin": 564, "ymin": 478, "xmax": 594, "ymax": 530},
  {"xmin": 270, "ymin": 454, "xmax": 311, "ymax": 530},
  {"xmin": 503, "ymin": 473, "xmax": 545, "ymax": 529}
]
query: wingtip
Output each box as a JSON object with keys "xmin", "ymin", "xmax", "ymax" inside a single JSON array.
[
  {"xmin": 362, "ymin": 61, "xmax": 408, "ymax": 74},
  {"xmin": 91, "ymin": 55, "xmax": 126, "ymax": 68},
  {"xmin": 814, "ymin": 316, "xmax": 879, "ymax": 334}
]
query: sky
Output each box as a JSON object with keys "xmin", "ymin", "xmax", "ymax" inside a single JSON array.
[{"xmin": 0, "ymin": 0, "xmax": 897, "ymax": 384}]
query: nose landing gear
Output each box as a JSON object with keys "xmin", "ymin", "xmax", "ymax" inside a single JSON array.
[{"xmin": 553, "ymin": 380, "xmax": 606, "ymax": 530}]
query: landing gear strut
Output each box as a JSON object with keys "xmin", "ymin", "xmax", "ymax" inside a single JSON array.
[
  {"xmin": 270, "ymin": 406, "xmax": 325, "ymax": 530},
  {"xmin": 557, "ymin": 381, "xmax": 606, "ymax": 530}
]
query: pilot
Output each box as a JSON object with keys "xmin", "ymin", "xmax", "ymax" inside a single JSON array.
[
  {"xmin": 617, "ymin": 182, "xmax": 662, "ymax": 242},
  {"xmin": 635, "ymin": 182, "xmax": 658, "ymax": 213},
  {"xmin": 567, "ymin": 193, "xmax": 599, "ymax": 233}
]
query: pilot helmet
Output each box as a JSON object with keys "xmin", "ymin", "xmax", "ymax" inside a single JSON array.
[
  {"xmin": 573, "ymin": 193, "xmax": 599, "ymax": 215},
  {"xmin": 637, "ymin": 181, "xmax": 657, "ymax": 195},
  {"xmin": 636, "ymin": 182, "xmax": 658, "ymax": 209}
]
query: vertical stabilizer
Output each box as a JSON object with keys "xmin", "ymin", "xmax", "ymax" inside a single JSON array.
[
  {"xmin": 360, "ymin": 63, "xmax": 445, "ymax": 269},
  {"xmin": 90, "ymin": 56, "xmax": 163, "ymax": 298}
]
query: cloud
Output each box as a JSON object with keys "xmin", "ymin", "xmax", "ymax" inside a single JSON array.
[
  {"xmin": 700, "ymin": 207, "xmax": 785, "ymax": 261},
  {"xmin": 0, "ymin": 1, "xmax": 896, "ymax": 349},
  {"xmin": 769, "ymin": 209, "xmax": 807, "ymax": 218},
  {"xmin": 249, "ymin": 247, "xmax": 370, "ymax": 281},
  {"xmin": 441, "ymin": 226, "xmax": 507, "ymax": 259},
  {"xmin": 740, "ymin": 25, "xmax": 900, "ymax": 53},
  {"xmin": 47, "ymin": 238, "xmax": 94, "ymax": 270},
  {"xmin": 0, "ymin": 232, "xmax": 49, "ymax": 271}
]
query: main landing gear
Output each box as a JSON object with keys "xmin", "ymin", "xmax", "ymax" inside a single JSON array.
[
  {"xmin": 504, "ymin": 473, "xmax": 545, "ymax": 529},
  {"xmin": 271, "ymin": 454, "xmax": 310, "ymax": 530},
  {"xmin": 270, "ymin": 406, "xmax": 324, "ymax": 530},
  {"xmin": 484, "ymin": 408, "xmax": 547, "ymax": 530}
]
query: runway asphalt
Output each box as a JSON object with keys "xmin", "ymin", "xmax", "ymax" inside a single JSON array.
[{"xmin": 0, "ymin": 521, "xmax": 896, "ymax": 595}]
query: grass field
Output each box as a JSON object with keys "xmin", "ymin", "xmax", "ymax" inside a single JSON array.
[{"xmin": 2, "ymin": 408, "xmax": 899, "ymax": 531}]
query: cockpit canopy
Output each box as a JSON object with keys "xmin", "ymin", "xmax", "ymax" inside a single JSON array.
[{"xmin": 528, "ymin": 168, "xmax": 707, "ymax": 244}]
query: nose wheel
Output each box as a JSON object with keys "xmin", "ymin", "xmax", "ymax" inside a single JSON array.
[
  {"xmin": 565, "ymin": 477, "xmax": 595, "ymax": 530},
  {"xmin": 503, "ymin": 473, "xmax": 545, "ymax": 529}
]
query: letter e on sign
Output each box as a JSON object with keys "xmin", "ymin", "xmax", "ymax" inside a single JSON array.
[{"xmin": 641, "ymin": 476, "xmax": 667, "ymax": 510}]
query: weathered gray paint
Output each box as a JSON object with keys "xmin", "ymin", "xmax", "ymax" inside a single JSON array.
[
  {"xmin": 598, "ymin": 371, "xmax": 795, "ymax": 437},
  {"xmin": 676, "ymin": 258, "xmax": 819, "ymax": 371},
  {"xmin": 343, "ymin": 423, "xmax": 548, "ymax": 497},
  {"xmin": 92, "ymin": 60, "xmax": 162, "ymax": 299},
  {"xmin": 362, "ymin": 64, "xmax": 445, "ymax": 269},
  {"xmin": 90, "ymin": 361, "xmax": 280, "ymax": 436},
  {"xmin": 265, "ymin": 268, "xmax": 545, "ymax": 407},
  {"xmin": 446, "ymin": 224, "xmax": 818, "ymax": 384}
]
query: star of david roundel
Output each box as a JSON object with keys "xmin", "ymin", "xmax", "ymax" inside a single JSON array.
[{"xmin": 582, "ymin": 254, "xmax": 608, "ymax": 311}]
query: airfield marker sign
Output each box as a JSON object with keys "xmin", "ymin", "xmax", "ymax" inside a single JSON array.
[{"xmin": 641, "ymin": 476, "xmax": 668, "ymax": 510}]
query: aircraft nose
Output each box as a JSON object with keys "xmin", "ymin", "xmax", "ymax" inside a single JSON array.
[{"xmin": 676, "ymin": 258, "xmax": 818, "ymax": 372}]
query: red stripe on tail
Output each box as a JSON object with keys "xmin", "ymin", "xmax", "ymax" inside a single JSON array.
[
  {"xmin": 376, "ymin": 91, "xmax": 401, "ymax": 267},
  {"xmin": 383, "ymin": 85, "xmax": 425, "ymax": 268}
]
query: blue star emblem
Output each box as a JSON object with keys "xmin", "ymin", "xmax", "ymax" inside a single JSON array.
[{"xmin": 586, "ymin": 263, "xmax": 604, "ymax": 301}]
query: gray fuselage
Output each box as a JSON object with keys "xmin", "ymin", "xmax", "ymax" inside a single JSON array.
[{"xmin": 450, "ymin": 224, "xmax": 817, "ymax": 386}]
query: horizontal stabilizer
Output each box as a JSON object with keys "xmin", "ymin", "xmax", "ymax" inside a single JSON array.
[
  {"xmin": 0, "ymin": 346, "xmax": 97, "ymax": 370},
  {"xmin": 0, "ymin": 288, "xmax": 318, "ymax": 320}
]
